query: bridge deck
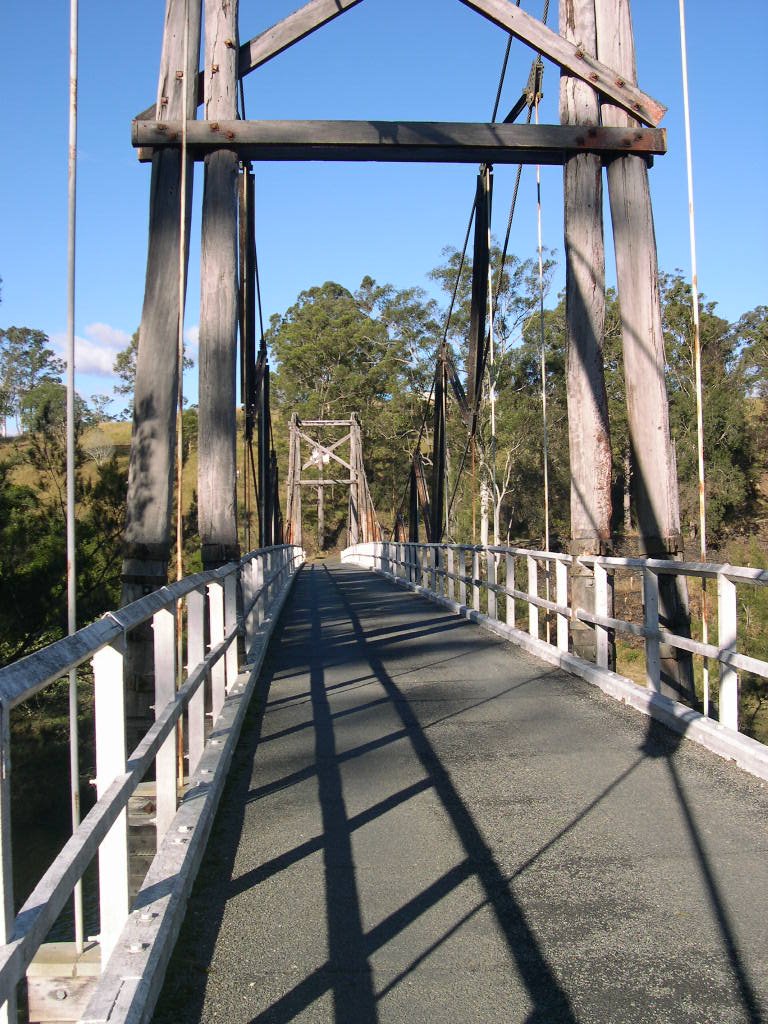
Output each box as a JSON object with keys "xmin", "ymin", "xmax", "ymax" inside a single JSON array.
[{"xmin": 155, "ymin": 562, "xmax": 768, "ymax": 1024}]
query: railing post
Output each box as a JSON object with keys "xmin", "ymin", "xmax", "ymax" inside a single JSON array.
[
  {"xmin": 527, "ymin": 555, "xmax": 539, "ymax": 638},
  {"xmin": 224, "ymin": 570, "xmax": 239, "ymax": 690},
  {"xmin": 556, "ymin": 558, "xmax": 569, "ymax": 652},
  {"xmin": 472, "ymin": 549, "xmax": 481, "ymax": 612},
  {"xmin": 0, "ymin": 701, "xmax": 16, "ymax": 1024},
  {"xmin": 487, "ymin": 550, "xmax": 498, "ymax": 620},
  {"xmin": 208, "ymin": 580, "xmax": 226, "ymax": 720},
  {"xmin": 446, "ymin": 546, "xmax": 455, "ymax": 602},
  {"xmin": 593, "ymin": 561, "xmax": 609, "ymax": 667},
  {"xmin": 93, "ymin": 641, "xmax": 129, "ymax": 965},
  {"xmin": 506, "ymin": 552, "xmax": 516, "ymax": 628},
  {"xmin": 431, "ymin": 546, "xmax": 439, "ymax": 594},
  {"xmin": 459, "ymin": 550, "xmax": 468, "ymax": 607},
  {"xmin": 643, "ymin": 568, "xmax": 661, "ymax": 691},
  {"xmin": 187, "ymin": 588, "xmax": 206, "ymax": 774},
  {"xmin": 153, "ymin": 605, "xmax": 177, "ymax": 838},
  {"xmin": 254, "ymin": 556, "xmax": 265, "ymax": 627},
  {"xmin": 717, "ymin": 571, "xmax": 739, "ymax": 730},
  {"xmin": 242, "ymin": 558, "xmax": 256, "ymax": 653}
]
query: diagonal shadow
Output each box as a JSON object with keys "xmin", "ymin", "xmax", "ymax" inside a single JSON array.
[
  {"xmin": 639, "ymin": 718, "xmax": 765, "ymax": 1023},
  {"xmin": 324, "ymin": 563, "xmax": 578, "ymax": 1022},
  {"xmin": 306, "ymin": 565, "xmax": 379, "ymax": 1023}
]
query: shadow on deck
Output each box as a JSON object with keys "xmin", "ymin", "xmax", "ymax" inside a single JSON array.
[{"xmin": 154, "ymin": 563, "xmax": 768, "ymax": 1024}]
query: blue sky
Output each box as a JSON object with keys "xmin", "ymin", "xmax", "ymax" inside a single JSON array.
[{"xmin": 0, "ymin": 0, "xmax": 766, "ymax": 416}]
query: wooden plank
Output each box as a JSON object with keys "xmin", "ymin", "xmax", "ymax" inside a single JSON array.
[
  {"xmin": 138, "ymin": 0, "xmax": 366, "ymax": 120},
  {"xmin": 123, "ymin": 0, "xmax": 201, "ymax": 590},
  {"xmin": 457, "ymin": 0, "xmax": 666, "ymax": 126},
  {"xmin": 595, "ymin": 0, "xmax": 694, "ymax": 700},
  {"xmin": 561, "ymin": 0, "xmax": 612, "ymax": 666},
  {"xmin": 198, "ymin": 0, "xmax": 240, "ymax": 571},
  {"xmin": 134, "ymin": 119, "xmax": 666, "ymax": 164},
  {"xmin": 298, "ymin": 429, "xmax": 353, "ymax": 472},
  {"xmin": 238, "ymin": 0, "xmax": 365, "ymax": 81}
]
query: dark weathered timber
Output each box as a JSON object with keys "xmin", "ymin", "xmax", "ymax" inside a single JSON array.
[
  {"xmin": 121, "ymin": 0, "xmax": 202, "ymax": 748},
  {"xmin": 458, "ymin": 0, "xmax": 665, "ymax": 126},
  {"xmin": 137, "ymin": 0, "xmax": 366, "ymax": 120},
  {"xmin": 198, "ymin": 0, "xmax": 240, "ymax": 569},
  {"xmin": 467, "ymin": 169, "xmax": 490, "ymax": 415},
  {"xmin": 132, "ymin": 120, "xmax": 667, "ymax": 164},
  {"xmin": 560, "ymin": 0, "xmax": 613, "ymax": 665},
  {"xmin": 595, "ymin": 0, "xmax": 694, "ymax": 700},
  {"xmin": 285, "ymin": 415, "xmax": 302, "ymax": 547},
  {"xmin": 430, "ymin": 353, "xmax": 448, "ymax": 544}
]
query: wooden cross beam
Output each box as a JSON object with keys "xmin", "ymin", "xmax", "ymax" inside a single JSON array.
[
  {"xmin": 297, "ymin": 430, "xmax": 354, "ymax": 473},
  {"xmin": 302, "ymin": 432, "xmax": 351, "ymax": 471},
  {"xmin": 457, "ymin": 0, "xmax": 666, "ymax": 126},
  {"xmin": 137, "ymin": 0, "xmax": 365, "ymax": 120},
  {"xmin": 136, "ymin": 0, "xmax": 665, "ymax": 129},
  {"xmin": 133, "ymin": 120, "xmax": 666, "ymax": 164}
]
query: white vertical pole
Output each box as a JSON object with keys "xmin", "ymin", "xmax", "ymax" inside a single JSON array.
[
  {"xmin": 254, "ymin": 556, "xmax": 264, "ymax": 627},
  {"xmin": 556, "ymin": 558, "xmax": 569, "ymax": 652},
  {"xmin": 154, "ymin": 606, "xmax": 177, "ymax": 838},
  {"xmin": 446, "ymin": 546, "xmax": 455, "ymax": 602},
  {"xmin": 459, "ymin": 550, "xmax": 467, "ymax": 607},
  {"xmin": 643, "ymin": 569, "xmax": 661, "ymax": 691},
  {"xmin": 594, "ymin": 561, "xmax": 609, "ymax": 668},
  {"xmin": 527, "ymin": 555, "xmax": 539, "ymax": 639},
  {"xmin": 487, "ymin": 550, "xmax": 498, "ymax": 620},
  {"xmin": 717, "ymin": 572, "xmax": 739, "ymax": 731},
  {"xmin": 679, "ymin": 0, "xmax": 709, "ymax": 717},
  {"xmin": 209, "ymin": 581, "xmax": 226, "ymax": 720},
  {"xmin": 472, "ymin": 549, "xmax": 481, "ymax": 612},
  {"xmin": 242, "ymin": 558, "xmax": 254, "ymax": 653},
  {"xmin": 506, "ymin": 552, "xmax": 515, "ymax": 628},
  {"xmin": 93, "ymin": 643, "xmax": 129, "ymax": 965},
  {"xmin": 65, "ymin": 0, "xmax": 84, "ymax": 956},
  {"xmin": 0, "ymin": 703, "xmax": 16, "ymax": 1023},
  {"xmin": 187, "ymin": 588, "xmax": 205, "ymax": 774},
  {"xmin": 224, "ymin": 571, "xmax": 239, "ymax": 689},
  {"xmin": 431, "ymin": 547, "xmax": 439, "ymax": 594}
]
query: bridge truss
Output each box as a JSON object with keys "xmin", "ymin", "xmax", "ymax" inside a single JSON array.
[{"xmin": 285, "ymin": 414, "xmax": 382, "ymax": 550}]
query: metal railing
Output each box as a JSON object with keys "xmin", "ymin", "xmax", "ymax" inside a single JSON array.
[
  {"xmin": 343, "ymin": 541, "xmax": 768, "ymax": 739},
  {"xmin": 0, "ymin": 544, "xmax": 303, "ymax": 1021}
]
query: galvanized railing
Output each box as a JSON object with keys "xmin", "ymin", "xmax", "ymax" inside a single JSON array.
[
  {"xmin": 0, "ymin": 544, "xmax": 303, "ymax": 1022},
  {"xmin": 343, "ymin": 541, "xmax": 768, "ymax": 743}
]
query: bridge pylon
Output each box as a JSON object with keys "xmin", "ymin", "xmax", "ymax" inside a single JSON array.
[{"xmin": 285, "ymin": 413, "xmax": 381, "ymax": 551}]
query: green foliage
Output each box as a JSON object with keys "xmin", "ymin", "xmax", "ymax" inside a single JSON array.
[
  {"xmin": 660, "ymin": 272, "xmax": 755, "ymax": 541},
  {"xmin": 0, "ymin": 325, "xmax": 64, "ymax": 431},
  {"xmin": 269, "ymin": 280, "xmax": 439, "ymax": 534}
]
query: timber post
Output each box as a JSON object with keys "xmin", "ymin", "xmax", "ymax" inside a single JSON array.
[
  {"xmin": 560, "ymin": 0, "xmax": 614, "ymax": 665},
  {"xmin": 286, "ymin": 413, "xmax": 302, "ymax": 547},
  {"xmin": 595, "ymin": 0, "xmax": 694, "ymax": 700},
  {"xmin": 121, "ymin": 0, "xmax": 202, "ymax": 747},
  {"xmin": 198, "ymin": 0, "xmax": 240, "ymax": 571},
  {"xmin": 347, "ymin": 413, "xmax": 362, "ymax": 547}
]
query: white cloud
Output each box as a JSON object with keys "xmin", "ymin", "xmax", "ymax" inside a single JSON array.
[
  {"xmin": 184, "ymin": 324, "xmax": 199, "ymax": 354},
  {"xmin": 52, "ymin": 322, "xmax": 132, "ymax": 376},
  {"xmin": 84, "ymin": 322, "xmax": 132, "ymax": 349}
]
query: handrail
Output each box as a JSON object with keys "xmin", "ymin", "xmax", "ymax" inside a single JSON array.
[
  {"xmin": 0, "ymin": 544, "xmax": 304, "ymax": 1017},
  {"xmin": 342, "ymin": 540, "xmax": 768, "ymax": 742}
]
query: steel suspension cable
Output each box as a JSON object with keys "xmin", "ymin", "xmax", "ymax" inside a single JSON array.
[
  {"xmin": 448, "ymin": 4, "xmax": 550, "ymax": 534},
  {"xmin": 679, "ymin": 0, "xmax": 709, "ymax": 714},
  {"xmin": 174, "ymin": 0, "xmax": 191, "ymax": 796},
  {"xmin": 65, "ymin": 0, "xmax": 83, "ymax": 957}
]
